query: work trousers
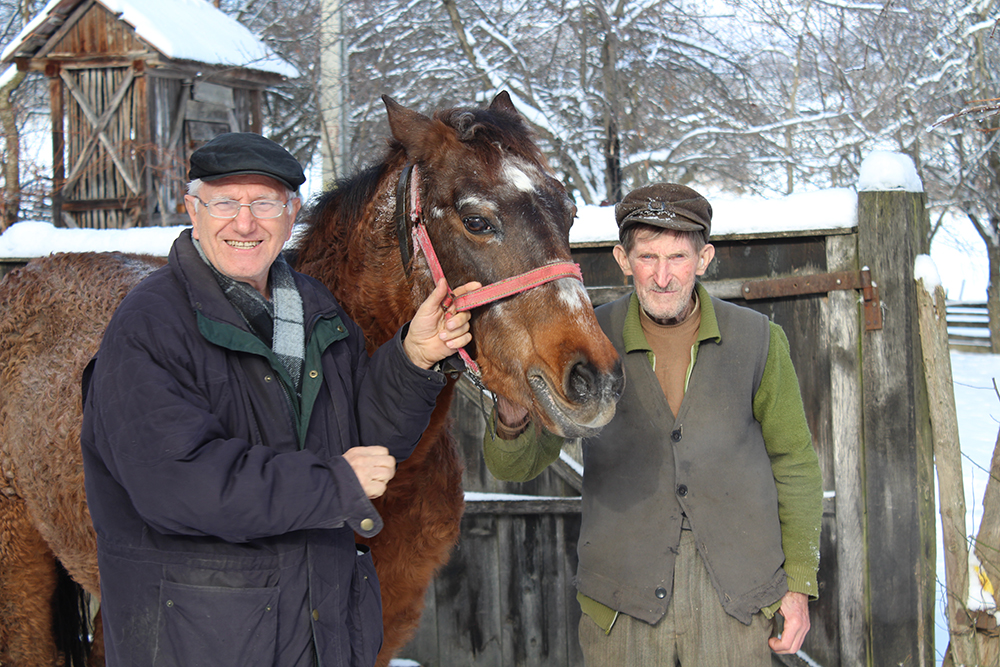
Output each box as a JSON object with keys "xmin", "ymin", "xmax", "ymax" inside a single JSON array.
[{"xmin": 578, "ymin": 530, "xmax": 775, "ymax": 666}]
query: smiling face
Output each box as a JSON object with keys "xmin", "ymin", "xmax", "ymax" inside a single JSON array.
[
  {"xmin": 184, "ymin": 175, "xmax": 301, "ymax": 297},
  {"xmin": 614, "ymin": 227, "xmax": 715, "ymax": 325}
]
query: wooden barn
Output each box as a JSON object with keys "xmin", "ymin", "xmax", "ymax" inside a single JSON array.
[{"xmin": 0, "ymin": 0, "xmax": 298, "ymax": 229}]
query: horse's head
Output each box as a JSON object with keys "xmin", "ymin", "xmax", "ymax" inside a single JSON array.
[{"xmin": 385, "ymin": 92, "xmax": 623, "ymax": 438}]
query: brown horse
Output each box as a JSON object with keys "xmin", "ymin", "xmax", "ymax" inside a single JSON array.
[{"xmin": 0, "ymin": 92, "xmax": 623, "ymax": 666}]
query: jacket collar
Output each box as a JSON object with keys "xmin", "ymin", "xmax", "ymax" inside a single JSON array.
[
  {"xmin": 621, "ymin": 282, "xmax": 722, "ymax": 354},
  {"xmin": 169, "ymin": 229, "xmax": 341, "ymax": 336}
]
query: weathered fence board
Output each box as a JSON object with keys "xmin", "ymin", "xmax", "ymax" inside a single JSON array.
[{"xmin": 857, "ymin": 191, "xmax": 936, "ymax": 667}]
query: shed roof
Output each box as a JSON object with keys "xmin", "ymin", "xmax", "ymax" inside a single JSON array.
[{"xmin": 1, "ymin": 0, "xmax": 299, "ymax": 79}]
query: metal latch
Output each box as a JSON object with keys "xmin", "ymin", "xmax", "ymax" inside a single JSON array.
[{"xmin": 740, "ymin": 269, "xmax": 883, "ymax": 331}]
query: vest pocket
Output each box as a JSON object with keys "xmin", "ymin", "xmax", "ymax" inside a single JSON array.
[
  {"xmin": 154, "ymin": 579, "xmax": 279, "ymax": 667},
  {"xmin": 347, "ymin": 544, "xmax": 383, "ymax": 667}
]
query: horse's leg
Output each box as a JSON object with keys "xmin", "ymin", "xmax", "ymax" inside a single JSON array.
[
  {"xmin": 370, "ymin": 427, "xmax": 465, "ymax": 667},
  {"xmin": 0, "ymin": 494, "xmax": 61, "ymax": 666},
  {"xmin": 89, "ymin": 608, "xmax": 105, "ymax": 666}
]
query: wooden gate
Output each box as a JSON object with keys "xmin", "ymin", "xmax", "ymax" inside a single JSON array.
[{"xmin": 54, "ymin": 63, "xmax": 144, "ymax": 229}]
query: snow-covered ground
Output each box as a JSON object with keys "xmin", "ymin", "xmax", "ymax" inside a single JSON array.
[{"xmin": 936, "ymin": 352, "xmax": 1000, "ymax": 663}]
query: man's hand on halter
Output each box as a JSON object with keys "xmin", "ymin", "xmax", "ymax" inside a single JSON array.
[{"xmin": 404, "ymin": 278, "xmax": 480, "ymax": 370}]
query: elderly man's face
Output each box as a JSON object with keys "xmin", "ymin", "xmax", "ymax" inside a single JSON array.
[
  {"xmin": 184, "ymin": 175, "xmax": 300, "ymax": 298},
  {"xmin": 613, "ymin": 228, "xmax": 714, "ymax": 325}
]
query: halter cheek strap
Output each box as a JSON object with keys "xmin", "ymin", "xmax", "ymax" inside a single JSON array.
[{"xmin": 396, "ymin": 163, "xmax": 585, "ymax": 380}]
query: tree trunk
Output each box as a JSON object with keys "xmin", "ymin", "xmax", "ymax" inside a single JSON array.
[{"xmin": 988, "ymin": 241, "xmax": 1000, "ymax": 354}]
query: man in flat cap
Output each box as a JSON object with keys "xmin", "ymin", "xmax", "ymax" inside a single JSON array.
[
  {"xmin": 82, "ymin": 133, "xmax": 477, "ymax": 666},
  {"xmin": 483, "ymin": 183, "xmax": 822, "ymax": 665}
]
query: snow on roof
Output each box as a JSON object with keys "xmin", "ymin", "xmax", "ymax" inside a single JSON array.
[
  {"xmin": 570, "ymin": 187, "xmax": 858, "ymax": 245},
  {"xmin": 0, "ymin": 187, "xmax": 860, "ymax": 259},
  {"xmin": 1, "ymin": 0, "xmax": 298, "ymax": 78}
]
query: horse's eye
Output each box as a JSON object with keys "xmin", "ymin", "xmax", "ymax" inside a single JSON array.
[{"xmin": 463, "ymin": 216, "xmax": 494, "ymax": 235}]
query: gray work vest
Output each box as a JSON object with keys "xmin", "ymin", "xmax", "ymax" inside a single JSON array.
[{"xmin": 575, "ymin": 292, "xmax": 787, "ymax": 625}]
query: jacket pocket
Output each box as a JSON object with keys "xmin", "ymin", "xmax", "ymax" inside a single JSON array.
[
  {"xmin": 347, "ymin": 544, "xmax": 383, "ymax": 667},
  {"xmin": 154, "ymin": 579, "xmax": 279, "ymax": 667}
]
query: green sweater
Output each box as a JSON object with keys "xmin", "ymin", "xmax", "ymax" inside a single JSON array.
[{"xmin": 483, "ymin": 284, "xmax": 822, "ymax": 628}]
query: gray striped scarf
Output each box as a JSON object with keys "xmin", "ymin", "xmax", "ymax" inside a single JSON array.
[{"xmin": 193, "ymin": 238, "xmax": 305, "ymax": 394}]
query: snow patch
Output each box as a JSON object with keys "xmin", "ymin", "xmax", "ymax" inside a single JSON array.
[{"xmin": 857, "ymin": 150, "xmax": 923, "ymax": 193}]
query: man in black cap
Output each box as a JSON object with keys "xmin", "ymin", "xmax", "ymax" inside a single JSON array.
[
  {"xmin": 81, "ymin": 133, "xmax": 477, "ymax": 666},
  {"xmin": 483, "ymin": 183, "xmax": 823, "ymax": 665}
]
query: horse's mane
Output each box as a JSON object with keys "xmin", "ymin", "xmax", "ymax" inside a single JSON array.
[{"xmin": 292, "ymin": 100, "xmax": 545, "ymax": 276}]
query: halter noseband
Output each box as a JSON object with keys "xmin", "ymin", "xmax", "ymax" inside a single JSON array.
[{"xmin": 394, "ymin": 162, "xmax": 585, "ymax": 379}]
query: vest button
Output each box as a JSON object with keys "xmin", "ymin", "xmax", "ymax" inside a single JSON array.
[
  {"xmin": 671, "ymin": 429, "xmax": 682, "ymax": 442},
  {"xmin": 655, "ymin": 587, "xmax": 667, "ymax": 599},
  {"xmin": 312, "ymin": 609, "xmax": 320, "ymax": 621},
  {"xmin": 677, "ymin": 484, "xmax": 688, "ymax": 497},
  {"xmin": 360, "ymin": 518, "xmax": 375, "ymax": 532}
]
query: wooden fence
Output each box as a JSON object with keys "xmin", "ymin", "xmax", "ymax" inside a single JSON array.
[{"xmin": 948, "ymin": 301, "xmax": 991, "ymax": 352}]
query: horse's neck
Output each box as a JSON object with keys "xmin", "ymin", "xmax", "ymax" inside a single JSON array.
[{"xmin": 334, "ymin": 200, "xmax": 421, "ymax": 350}]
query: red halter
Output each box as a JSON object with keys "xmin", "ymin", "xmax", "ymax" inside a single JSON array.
[{"xmin": 395, "ymin": 163, "xmax": 584, "ymax": 377}]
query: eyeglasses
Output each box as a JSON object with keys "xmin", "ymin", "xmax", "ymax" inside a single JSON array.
[{"xmin": 196, "ymin": 197, "xmax": 292, "ymax": 219}]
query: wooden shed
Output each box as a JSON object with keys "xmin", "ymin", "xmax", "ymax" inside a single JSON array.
[{"xmin": 1, "ymin": 0, "xmax": 298, "ymax": 229}]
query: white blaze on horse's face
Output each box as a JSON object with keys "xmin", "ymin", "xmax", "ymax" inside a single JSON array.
[
  {"xmin": 501, "ymin": 159, "xmax": 537, "ymax": 193},
  {"xmin": 556, "ymin": 278, "xmax": 589, "ymax": 313}
]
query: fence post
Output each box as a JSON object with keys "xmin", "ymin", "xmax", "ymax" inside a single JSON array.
[
  {"xmin": 857, "ymin": 189, "xmax": 936, "ymax": 667},
  {"xmin": 917, "ymin": 278, "xmax": 977, "ymax": 664}
]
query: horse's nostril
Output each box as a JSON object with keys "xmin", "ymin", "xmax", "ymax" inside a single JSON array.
[
  {"xmin": 612, "ymin": 360, "xmax": 625, "ymax": 399},
  {"xmin": 568, "ymin": 362, "xmax": 598, "ymax": 402}
]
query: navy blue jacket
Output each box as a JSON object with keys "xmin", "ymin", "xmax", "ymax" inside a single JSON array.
[{"xmin": 81, "ymin": 230, "xmax": 446, "ymax": 667}]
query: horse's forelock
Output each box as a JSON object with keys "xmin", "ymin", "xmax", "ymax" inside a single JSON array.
[{"xmin": 436, "ymin": 106, "xmax": 545, "ymax": 167}]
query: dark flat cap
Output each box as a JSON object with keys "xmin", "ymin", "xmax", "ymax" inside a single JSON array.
[
  {"xmin": 189, "ymin": 132, "xmax": 306, "ymax": 191},
  {"xmin": 615, "ymin": 183, "xmax": 712, "ymax": 242}
]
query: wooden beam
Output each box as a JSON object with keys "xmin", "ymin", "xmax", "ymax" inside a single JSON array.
[
  {"xmin": 917, "ymin": 278, "xmax": 978, "ymax": 664},
  {"xmin": 48, "ymin": 64, "xmax": 65, "ymax": 228},
  {"xmin": 34, "ymin": 0, "xmax": 95, "ymax": 59},
  {"xmin": 857, "ymin": 190, "xmax": 936, "ymax": 667},
  {"xmin": 825, "ymin": 232, "xmax": 868, "ymax": 667},
  {"xmin": 463, "ymin": 496, "xmax": 581, "ymax": 515}
]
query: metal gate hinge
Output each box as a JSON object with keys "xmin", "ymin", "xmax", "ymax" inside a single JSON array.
[{"xmin": 740, "ymin": 269, "xmax": 883, "ymax": 331}]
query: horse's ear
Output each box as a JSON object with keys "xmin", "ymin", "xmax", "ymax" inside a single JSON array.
[
  {"xmin": 489, "ymin": 91, "xmax": 520, "ymax": 117},
  {"xmin": 383, "ymin": 95, "xmax": 435, "ymax": 154}
]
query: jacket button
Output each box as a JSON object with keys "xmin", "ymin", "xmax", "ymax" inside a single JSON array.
[
  {"xmin": 309, "ymin": 370, "xmax": 319, "ymax": 379},
  {"xmin": 312, "ymin": 609, "xmax": 319, "ymax": 621},
  {"xmin": 655, "ymin": 587, "xmax": 667, "ymax": 599},
  {"xmin": 264, "ymin": 374, "xmax": 273, "ymax": 383},
  {"xmin": 360, "ymin": 518, "xmax": 375, "ymax": 531},
  {"xmin": 677, "ymin": 484, "xmax": 688, "ymax": 497},
  {"xmin": 671, "ymin": 429, "xmax": 682, "ymax": 442}
]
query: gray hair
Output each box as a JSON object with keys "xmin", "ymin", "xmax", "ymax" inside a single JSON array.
[
  {"xmin": 186, "ymin": 178, "xmax": 297, "ymax": 202},
  {"xmin": 619, "ymin": 222, "xmax": 706, "ymax": 255}
]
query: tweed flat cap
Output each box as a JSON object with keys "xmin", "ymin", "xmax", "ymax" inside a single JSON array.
[
  {"xmin": 615, "ymin": 183, "xmax": 712, "ymax": 242},
  {"xmin": 189, "ymin": 132, "xmax": 306, "ymax": 192}
]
